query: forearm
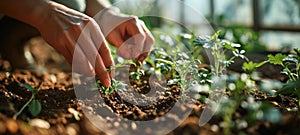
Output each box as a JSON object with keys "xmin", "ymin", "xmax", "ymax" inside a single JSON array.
[
  {"xmin": 0, "ymin": 0, "xmax": 50, "ymax": 29},
  {"xmin": 85, "ymin": 0, "xmax": 112, "ymax": 17}
]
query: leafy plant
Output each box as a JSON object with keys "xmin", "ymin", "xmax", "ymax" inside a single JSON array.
[
  {"xmin": 242, "ymin": 48, "xmax": 300, "ymax": 106},
  {"xmin": 193, "ymin": 30, "xmax": 248, "ymax": 76},
  {"xmin": 97, "ymin": 78, "xmax": 127, "ymax": 95},
  {"xmin": 13, "ymin": 83, "xmax": 42, "ymax": 119},
  {"xmin": 273, "ymin": 49, "xmax": 300, "ymax": 105},
  {"xmin": 268, "ymin": 49, "xmax": 300, "ymax": 82},
  {"xmin": 242, "ymin": 61, "xmax": 268, "ymax": 74}
]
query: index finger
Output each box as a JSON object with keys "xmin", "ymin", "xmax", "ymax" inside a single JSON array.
[
  {"xmin": 78, "ymin": 20, "xmax": 113, "ymax": 87},
  {"xmin": 125, "ymin": 17, "xmax": 146, "ymax": 59}
]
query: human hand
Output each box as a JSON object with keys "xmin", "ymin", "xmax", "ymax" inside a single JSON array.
[
  {"xmin": 37, "ymin": 2, "xmax": 114, "ymax": 87},
  {"xmin": 95, "ymin": 8, "xmax": 154, "ymax": 62}
]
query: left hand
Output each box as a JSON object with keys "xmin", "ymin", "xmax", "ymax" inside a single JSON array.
[{"xmin": 95, "ymin": 9, "xmax": 154, "ymax": 62}]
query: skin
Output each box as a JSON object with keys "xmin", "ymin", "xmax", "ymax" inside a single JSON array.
[{"xmin": 0, "ymin": 0, "xmax": 154, "ymax": 87}]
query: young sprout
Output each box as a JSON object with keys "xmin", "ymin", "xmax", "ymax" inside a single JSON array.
[{"xmin": 13, "ymin": 82, "xmax": 42, "ymax": 119}]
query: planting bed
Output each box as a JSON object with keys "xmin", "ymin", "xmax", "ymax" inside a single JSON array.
[{"xmin": 0, "ymin": 37, "xmax": 300, "ymax": 135}]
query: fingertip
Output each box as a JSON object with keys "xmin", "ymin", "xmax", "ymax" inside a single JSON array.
[
  {"xmin": 97, "ymin": 69, "xmax": 112, "ymax": 87},
  {"xmin": 99, "ymin": 74, "xmax": 111, "ymax": 87},
  {"xmin": 103, "ymin": 78, "xmax": 111, "ymax": 87}
]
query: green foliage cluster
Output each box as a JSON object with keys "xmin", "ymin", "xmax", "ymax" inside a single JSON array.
[
  {"xmin": 14, "ymin": 27, "xmax": 298, "ymax": 135},
  {"xmin": 243, "ymin": 48, "xmax": 300, "ymax": 105}
]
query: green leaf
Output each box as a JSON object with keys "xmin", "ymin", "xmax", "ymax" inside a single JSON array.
[
  {"xmin": 294, "ymin": 48, "xmax": 300, "ymax": 57},
  {"xmin": 278, "ymin": 79, "xmax": 300, "ymax": 96},
  {"xmin": 223, "ymin": 42, "xmax": 236, "ymax": 51},
  {"xmin": 156, "ymin": 58, "xmax": 174, "ymax": 65},
  {"xmin": 242, "ymin": 61, "xmax": 267, "ymax": 73},
  {"xmin": 29, "ymin": 100, "xmax": 41, "ymax": 116},
  {"xmin": 20, "ymin": 84, "xmax": 34, "ymax": 91},
  {"xmin": 268, "ymin": 54, "xmax": 287, "ymax": 65},
  {"xmin": 283, "ymin": 57, "xmax": 298, "ymax": 64},
  {"xmin": 210, "ymin": 30, "xmax": 221, "ymax": 41},
  {"xmin": 243, "ymin": 61, "xmax": 256, "ymax": 73}
]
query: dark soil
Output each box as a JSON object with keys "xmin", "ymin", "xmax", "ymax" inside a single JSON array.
[{"xmin": 0, "ymin": 37, "xmax": 300, "ymax": 135}]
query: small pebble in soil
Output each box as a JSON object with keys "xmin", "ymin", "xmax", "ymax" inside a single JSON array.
[
  {"xmin": 113, "ymin": 122, "xmax": 120, "ymax": 127},
  {"xmin": 211, "ymin": 124, "xmax": 219, "ymax": 132},
  {"xmin": 66, "ymin": 123, "xmax": 80, "ymax": 135},
  {"xmin": 49, "ymin": 74, "xmax": 57, "ymax": 83},
  {"xmin": 131, "ymin": 122, "xmax": 137, "ymax": 130},
  {"xmin": 29, "ymin": 118, "xmax": 50, "ymax": 129},
  {"xmin": 270, "ymin": 101, "xmax": 279, "ymax": 106}
]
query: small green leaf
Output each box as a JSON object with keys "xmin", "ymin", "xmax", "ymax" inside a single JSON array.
[
  {"xmin": 294, "ymin": 48, "xmax": 300, "ymax": 57},
  {"xmin": 29, "ymin": 100, "xmax": 41, "ymax": 116},
  {"xmin": 243, "ymin": 61, "xmax": 268, "ymax": 73},
  {"xmin": 243, "ymin": 61, "xmax": 256, "ymax": 73},
  {"xmin": 268, "ymin": 54, "xmax": 287, "ymax": 65},
  {"xmin": 278, "ymin": 79, "xmax": 300, "ymax": 96},
  {"xmin": 223, "ymin": 43, "xmax": 236, "ymax": 51},
  {"xmin": 283, "ymin": 57, "xmax": 298, "ymax": 64},
  {"xmin": 156, "ymin": 59, "xmax": 174, "ymax": 65},
  {"xmin": 20, "ymin": 84, "xmax": 34, "ymax": 91}
]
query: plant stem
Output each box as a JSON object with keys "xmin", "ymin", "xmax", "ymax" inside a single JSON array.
[{"xmin": 13, "ymin": 94, "xmax": 35, "ymax": 120}]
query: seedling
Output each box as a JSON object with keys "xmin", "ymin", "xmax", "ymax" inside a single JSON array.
[
  {"xmin": 243, "ymin": 48, "xmax": 300, "ymax": 106},
  {"xmin": 267, "ymin": 48, "xmax": 300, "ymax": 105},
  {"xmin": 267, "ymin": 49, "xmax": 300, "ymax": 82},
  {"xmin": 193, "ymin": 30, "xmax": 248, "ymax": 76},
  {"xmin": 68, "ymin": 108, "xmax": 80, "ymax": 121},
  {"xmin": 98, "ymin": 78, "xmax": 127, "ymax": 95},
  {"xmin": 13, "ymin": 82, "xmax": 42, "ymax": 119}
]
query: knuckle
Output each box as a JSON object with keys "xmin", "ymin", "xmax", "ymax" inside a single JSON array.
[{"xmin": 129, "ymin": 15, "xmax": 139, "ymax": 21}]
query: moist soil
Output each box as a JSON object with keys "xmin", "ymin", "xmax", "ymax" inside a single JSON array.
[{"xmin": 0, "ymin": 37, "xmax": 300, "ymax": 135}]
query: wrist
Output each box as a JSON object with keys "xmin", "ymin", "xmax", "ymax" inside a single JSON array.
[
  {"xmin": 97, "ymin": 6, "xmax": 120, "ymax": 21},
  {"xmin": 96, "ymin": 6, "xmax": 122, "ymax": 33}
]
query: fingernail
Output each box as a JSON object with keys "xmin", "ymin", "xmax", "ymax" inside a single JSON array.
[{"xmin": 103, "ymin": 78, "xmax": 111, "ymax": 87}]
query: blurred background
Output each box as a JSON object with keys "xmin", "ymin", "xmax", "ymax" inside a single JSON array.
[{"xmin": 110, "ymin": 0, "xmax": 300, "ymax": 52}]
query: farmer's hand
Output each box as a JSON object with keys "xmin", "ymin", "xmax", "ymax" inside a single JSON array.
[
  {"xmin": 38, "ymin": 2, "xmax": 114, "ymax": 87},
  {"xmin": 95, "ymin": 8, "xmax": 154, "ymax": 62}
]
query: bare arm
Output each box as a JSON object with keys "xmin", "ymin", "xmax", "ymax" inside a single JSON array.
[
  {"xmin": 85, "ymin": 0, "xmax": 112, "ymax": 17},
  {"xmin": 0, "ymin": 0, "xmax": 50, "ymax": 29},
  {"xmin": 0, "ymin": 0, "xmax": 114, "ymax": 87}
]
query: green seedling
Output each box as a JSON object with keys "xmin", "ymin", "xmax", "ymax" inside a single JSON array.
[
  {"xmin": 98, "ymin": 78, "xmax": 127, "ymax": 95},
  {"xmin": 242, "ymin": 48, "xmax": 300, "ymax": 106},
  {"xmin": 13, "ymin": 83, "xmax": 42, "ymax": 119},
  {"xmin": 128, "ymin": 61, "xmax": 144, "ymax": 85},
  {"xmin": 68, "ymin": 108, "xmax": 80, "ymax": 121},
  {"xmin": 242, "ymin": 61, "xmax": 268, "ymax": 74},
  {"xmin": 193, "ymin": 30, "xmax": 248, "ymax": 77},
  {"xmin": 267, "ymin": 49, "xmax": 299, "ymax": 82}
]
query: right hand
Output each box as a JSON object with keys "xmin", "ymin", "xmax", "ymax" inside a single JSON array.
[{"xmin": 37, "ymin": 2, "xmax": 114, "ymax": 87}]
